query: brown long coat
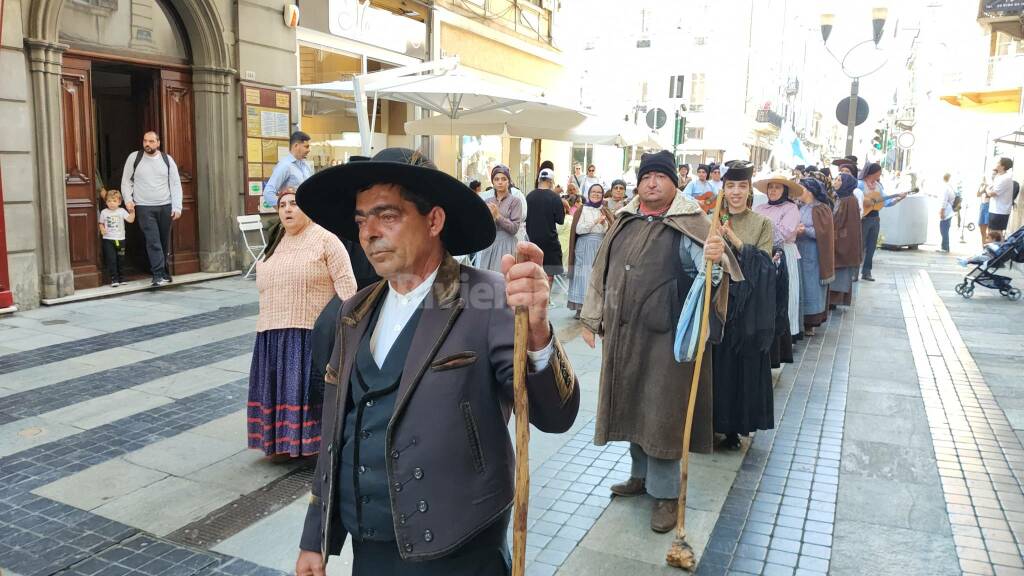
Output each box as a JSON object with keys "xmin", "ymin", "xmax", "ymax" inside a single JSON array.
[
  {"xmin": 580, "ymin": 192, "xmax": 742, "ymax": 459},
  {"xmin": 833, "ymin": 195, "xmax": 863, "ymax": 268}
]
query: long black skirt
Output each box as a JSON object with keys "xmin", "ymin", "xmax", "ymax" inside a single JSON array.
[{"xmin": 712, "ymin": 345, "xmax": 775, "ymax": 436}]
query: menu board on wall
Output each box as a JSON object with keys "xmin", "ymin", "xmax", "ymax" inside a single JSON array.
[{"xmin": 240, "ymin": 86, "xmax": 293, "ymax": 215}]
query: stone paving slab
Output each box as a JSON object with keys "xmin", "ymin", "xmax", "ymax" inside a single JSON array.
[
  {"xmin": 38, "ymin": 389, "xmax": 174, "ymax": 430},
  {"xmin": 92, "ymin": 476, "xmax": 243, "ymax": 537},
  {"xmin": 32, "ymin": 457, "xmax": 169, "ymax": 511}
]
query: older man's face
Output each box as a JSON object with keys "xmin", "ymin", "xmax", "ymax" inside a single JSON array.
[{"xmin": 354, "ymin": 184, "xmax": 444, "ymax": 281}]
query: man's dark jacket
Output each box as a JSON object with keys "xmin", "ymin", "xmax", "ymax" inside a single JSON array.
[{"xmin": 299, "ymin": 254, "xmax": 580, "ymax": 564}]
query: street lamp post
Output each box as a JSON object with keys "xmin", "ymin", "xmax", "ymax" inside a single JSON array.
[{"xmin": 820, "ymin": 7, "xmax": 888, "ymax": 157}]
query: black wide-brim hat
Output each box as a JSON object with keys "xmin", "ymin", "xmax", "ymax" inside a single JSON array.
[{"xmin": 296, "ymin": 148, "xmax": 496, "ymax": 256}]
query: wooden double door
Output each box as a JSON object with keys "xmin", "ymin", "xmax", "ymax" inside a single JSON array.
[{"xmin": 61, "ymin": 56, "xmax": 200, "ymax": 289}]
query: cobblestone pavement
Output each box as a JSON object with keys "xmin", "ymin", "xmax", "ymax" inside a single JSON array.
[{"xmin": 1, "ymin": 236, "xmax": 1023, "ymax": 575}]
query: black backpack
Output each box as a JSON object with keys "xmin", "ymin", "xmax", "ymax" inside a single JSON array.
[
  {"xmin": 952, "ymin": 193, "xmax": 962, "ymax": 213},
  {"xmin": 130, "ymin": 150, "xmax": 171, "ymax": 183}
]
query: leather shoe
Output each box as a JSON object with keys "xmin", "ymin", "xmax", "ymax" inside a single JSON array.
[
  {"xmin": 651, "ymin": 498, "xmax": 678, "ymax": 533},
  {"xmin": 609, "ymin": 477, "xmax": 646, "ymax": 497}
]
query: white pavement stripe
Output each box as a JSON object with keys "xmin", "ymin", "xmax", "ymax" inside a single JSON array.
[
  {"xmin": 0, "ymin": 316, "xmax": 256, "ymax": 397},
  {"xmin": 0, "ymin": 354, "xmax": 250, "ymax": 459},
  {"xmin": 0, "ymin": 349, "xmax": 157, "ymax": 399},
  {"xmin": 129, "ymin": 355, "xmax": 253, "ymax": 399},
  {"xmin": 34, "ymin": 410, "xmax": 301, "ymax": 538}
]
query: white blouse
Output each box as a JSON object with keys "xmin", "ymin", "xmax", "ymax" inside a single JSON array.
[{"xmin": 575, "ymin": 205, "xmax": 609, "ymax": 235}]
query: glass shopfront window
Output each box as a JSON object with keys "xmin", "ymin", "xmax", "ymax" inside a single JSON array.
[{"xmin": 299, "ymin": 45, "xmax": 408, "ymax": 171}]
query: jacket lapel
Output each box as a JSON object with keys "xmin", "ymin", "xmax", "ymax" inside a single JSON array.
[
  {"xmin": 391, "ymin": 255, "xmax": 464, "ymax": 421},
  {"xmin": 337, "ymin": 281, "xmax": 388, "ymax": 409}
]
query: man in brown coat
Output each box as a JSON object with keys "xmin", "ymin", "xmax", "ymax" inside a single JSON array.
[
  {"xmin": 580, "ymin": 150, "xmax": 739, "ymax": 533},
  {"xmin": 293, "ymin": 148, "xmax": 580, "ymax": 575}
]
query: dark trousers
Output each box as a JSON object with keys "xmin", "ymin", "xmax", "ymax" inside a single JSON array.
[
  {"xmin": 101, "ymin": 239, "xmax": 124, "ymax": 283},
  {"xmin": 861, "ymin": 216, "xmax": 880, "ymax": 277},
  {"xmin": 939, "ymin": 218, "xmax": 951, "ymax": 251},
  {"xmin": 136, "ymin": 204, "xmax": 172, "ymax": 280}
]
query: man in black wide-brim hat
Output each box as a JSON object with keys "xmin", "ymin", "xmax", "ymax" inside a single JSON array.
[{"xmin": 293, "ymin": 148, "xmax": 580, "ymax": 576}]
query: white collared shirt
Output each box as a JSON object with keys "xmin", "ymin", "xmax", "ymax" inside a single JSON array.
[{"xmin": 368, "ymin": 265, "xmax": 555, "ymax": 370}]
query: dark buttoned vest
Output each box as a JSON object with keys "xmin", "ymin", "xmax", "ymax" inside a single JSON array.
[{"xmin": 339, "ymin": 299, "xmax": 423, "ymax": 542}]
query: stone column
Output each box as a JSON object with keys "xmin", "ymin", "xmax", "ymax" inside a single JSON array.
[
  {"xmin": 192, "ymin": 65, "xmax": 239, "ymax": 272},
  {"xmin": 26, "ymin": 38, "xmax": 73, "ymax": 300}
]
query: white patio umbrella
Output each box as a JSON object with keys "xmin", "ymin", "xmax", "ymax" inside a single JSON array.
[{"xmin": 402, "ymin": 101, "xmax": 591, "ymax": 140}]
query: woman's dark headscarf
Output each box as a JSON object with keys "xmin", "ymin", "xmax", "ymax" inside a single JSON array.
[
  {"xmin": 835, "ymin": 173, "xmax": 858, "ymax": 199},
  {"xmin": 767, "ymin": 183, "xmax": 793, "ymax": 206},
  {"xmin": 585, "ymin": 183, "xmax": 606, "ymax": 208},
  {"xmin": 801, "ymin": 177, "xmax": 831, "ymax": 206}
]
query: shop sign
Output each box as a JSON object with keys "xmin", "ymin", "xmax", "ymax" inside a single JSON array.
[
  {"xmin": 984, "ymin": 0, "xmax": 1024, "ymax": 14},
  {"xmin": 329, "ymin": 0, "xmax": 426, "ymax": 59}
]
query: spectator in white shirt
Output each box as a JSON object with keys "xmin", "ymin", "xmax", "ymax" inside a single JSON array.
[{"xmin": 987, "ymin": 157, "xmax": 1015, "ymax": 240}]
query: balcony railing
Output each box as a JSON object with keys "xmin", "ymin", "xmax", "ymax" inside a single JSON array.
[
  {"xmin": 444, "ymin": 0, "xmax": 553, "ymax": 44},
  {"xmin": 945, "ymin": 53, "xmax": 1024, "ymax": 89}
]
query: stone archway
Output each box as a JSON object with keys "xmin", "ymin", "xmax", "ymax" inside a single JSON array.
[{"xmin": 27, "ymin": 0, "xmax": 239, "ymax": 299}]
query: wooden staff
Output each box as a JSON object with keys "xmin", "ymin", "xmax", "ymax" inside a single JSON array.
[
  {"xmin": 666, "ymin": 191, "xmax": 725, "ymax": 571},
  {"xmin": 511, "ymin": 254, "xmax": 531, "ymax": 576}
]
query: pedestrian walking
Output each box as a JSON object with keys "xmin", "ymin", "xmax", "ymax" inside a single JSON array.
[
  {"xmin": 567, "ymin": 183, "xmax": 613, "ymax": 317},
  {"xmin": 754, "ymin": 172, "xmax": 804, "ymax": 342},
  {"xmin": 524, "ymin": 167, "xmax": 565, "ymax": 281},
  {"xmin": 712, "ymin": 161, "xmax": 776, "ymax": 451},
  {"xmin": 120, "ymin": 131, "xmax": 182, "ymax": 286},
  {"xmin": 477, "ymin": 165, "xmax": 524, "ymax": 273},
  {"xmin": 292, "ymin": 148, "xmax": 579, "ymax": 576},
  {"xmin": 263, "ymin": 131, "xmax": 313, "ymax": 208},
  {"xmin": 829, "ymin": 173, "xmax": 863, "ymax": 306},
  {"xmin": 248, "ymin": 187, "xmax": 358, "ymax": 459},
  {"xmin": 579, "ymin": 150, "xmax": 738, "ymax": 533},
  {"xmin": 939, "ymin": 173, "xmax": 957, "ymax": 252},
  {"xmin": 796, "ymin": 178, "xmax": 835, "ymax": 335},
  {"xmin": 977, "ymin": 176, "xmax": 991, "ymax": 245},
  {"xmin": 987, "ymin": 157, "xmax": 1015, "ymax": 240},
  {"xmin": 97, "ymin": 189, "xmax": 135, "ymax": 287}
]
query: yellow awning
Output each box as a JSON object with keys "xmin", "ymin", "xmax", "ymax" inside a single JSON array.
[{"xmin": 941, "ymin": 87, "xmax": 1022, "ymax": 113}]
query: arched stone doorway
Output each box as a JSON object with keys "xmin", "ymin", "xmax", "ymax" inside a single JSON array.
[{"xmin": 26, "ymin": 0, "xmax": 238, "ymax": 298}]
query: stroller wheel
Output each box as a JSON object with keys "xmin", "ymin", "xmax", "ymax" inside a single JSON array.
[
  {"xmin": 1008, "ymin": 288, "xmax": 1022, "ymax": 301},
  {"xmin": 962, "ymin": 285, "xmax": 975, "ymax": 299},
  {"xmin": 967, "ymin": 223, "xmax": 976, "ymax": 231},
  {"xmin": 955, "ymin": 282, "xmax": 966, "ymax": 295}
]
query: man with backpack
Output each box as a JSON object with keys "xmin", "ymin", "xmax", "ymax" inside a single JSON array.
[{"xmin": 121, "ymin": 131, "xmax": 183, "ymax": 286}]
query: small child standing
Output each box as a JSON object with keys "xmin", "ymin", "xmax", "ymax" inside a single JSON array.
[{"xmin": 98, "ymin": 189, "xmax": 135, "ymax": 287}]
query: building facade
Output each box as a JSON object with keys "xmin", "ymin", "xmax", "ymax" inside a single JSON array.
[
  {"xmin": 0, "ymin": 0, "xmax": 569, "ymax": 309},
  {"xmin": 1, "ymin": 0, "xmax": 299, "ymax": 309}
]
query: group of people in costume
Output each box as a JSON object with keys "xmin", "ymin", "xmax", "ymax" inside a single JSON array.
[{"xmin": 238, "ymin": 142, "xmax": 903, "ymax": 574}]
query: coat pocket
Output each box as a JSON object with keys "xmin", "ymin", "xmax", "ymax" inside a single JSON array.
[
  {"xmin": 641, "ymin": 278, "xmax": 679, "ymax": 333},
  {"xmin": 430, "ymin": 351, "xmax": 478, "ymax": 372},
  {"xmin": 460, "ymin": 401, "xmax": 487, "ymax": 474}
]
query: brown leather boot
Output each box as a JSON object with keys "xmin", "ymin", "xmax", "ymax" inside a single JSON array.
[
  {"xmin": 609, "ymin": 477, "xmax": 646, "ymax": 497},
  {"xmin": 651, "ymin": 498, "xmax": 678, "ymax": 533}
]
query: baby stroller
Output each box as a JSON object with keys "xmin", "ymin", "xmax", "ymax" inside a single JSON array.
[{"xmin": 955, "ymin": 226, "xmax": 1024, "ymax": 300}]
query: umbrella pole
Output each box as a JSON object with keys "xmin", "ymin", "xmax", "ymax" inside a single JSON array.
[
  {"xmin": 511, "ymin": 257, "xmax": 531, "ymax": 576},
  {"xmin": 666, "ymin": 191, "xmax": 725, "ymax": 571}
]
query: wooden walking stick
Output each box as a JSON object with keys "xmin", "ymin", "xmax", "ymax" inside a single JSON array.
[
  {"xmin": 666, "ymin": 191, "xmax": 725, "ymax": 571},
  {"xmin": 511, "ymin": 253, "xmax": 531, "ymax": 576}
]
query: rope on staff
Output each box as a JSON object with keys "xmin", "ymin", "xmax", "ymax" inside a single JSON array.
[{"xmin": 666, "ymin": 190, "xmax": 726, "ymax": 571}]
